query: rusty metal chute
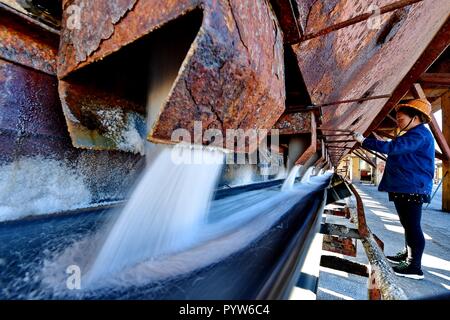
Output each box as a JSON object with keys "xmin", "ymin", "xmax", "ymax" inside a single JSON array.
[{"xmin": 57, "ymin": 0, "xmax": 286, "ymax": 154}]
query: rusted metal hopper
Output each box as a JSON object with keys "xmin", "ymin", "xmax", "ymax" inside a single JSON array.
[{"xmin": 57, "ymin": 0, "xmax": 286, "ymax": 154}]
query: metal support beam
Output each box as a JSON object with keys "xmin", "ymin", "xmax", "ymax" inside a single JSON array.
[
  {"xmin": 420, "ymin": 73, "xmax": 450, "ymax": 87},
  {"xmin": 353, "ymin": 150, "xmax": 377, "ymax": 169},
  {"xmin": 346, "ymin": 183, "xmax": 408, "ymax": 300},
  {"xmin": 367, "ymin": 17, "xmax": 450, "ymax": 134},
  {"xmin": 295, "ymin": 112, "xmax": 317, "ymax": 165},
  {"xmin": 361, "ymin": 147, "xmax": 387, "ymax": 162},
  {"xmin": 301, "ymin": 0, "xmax": 423, "ymax": 41},
  {"xmin": 320, "ymin": 223, "xmax": 361, "ymax": 239}
]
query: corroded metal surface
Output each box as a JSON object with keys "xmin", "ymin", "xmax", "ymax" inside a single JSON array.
[
  {"xmin": 293, "ymin": 0, "xmax": 450, "ymax": 163},
  {"xmin": 295, "ymin": 111, "xmax": 316, "ymax": 165},
  {"xmin": 58, "ymin": 80, "xmax": 146, "ymax": 153},
  {"xmin": 0, "ymin": 58, "xmax": 143, "ymax": 205},
  {"xmin": 0, "ymin": 4, "xmax": 58, "ymax": 74},
  {"xmin": 0, "ymin": 0, "xmax": 61, "ymax": 31},
  {"xmin": 58, "ymin": 0, "xmax": 138, "ymax": 74},
  {"xmin": 270, "ymin": 0, "xmax": 301, "ymax": 43},
  {"xmin": 273, "ymin": 111, "xmax": 311, "ymax": 135},
  {"xmin": 345, "ymin": 190, "xmax": 407, "ymax": 300},
  {"xmin": 58, "ymin": 0, "xmax": 198, "ymax": 77},
  {"xmin": 368, "ymin": 17, "xmax": 450, "ymax": 135},
  {"xmin": 293, "ymin": 0, "xmax": 315, "ymax": 32},
  {"xmin": 58, "ymin": 0, "xmax": 285, "ymax": 153}
]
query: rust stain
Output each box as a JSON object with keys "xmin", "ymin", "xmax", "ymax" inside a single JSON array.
[
  {"xmin": 58, "ymin": 0, "xmax": 200, "ymax": 78},
  {"xmin": 0, "ymin": 7, "xmax": 58, "ymax": 75},
  {"xmin": 58, "ymin": 0, "xmax": 285, "ymax": 153},
  {"xmin": 293, "ymin": 0, "xmax": 449, "ymax": 163},
  {"xmin": 273, "ymin": 112, "xmax": 311, "ymax": 135}
]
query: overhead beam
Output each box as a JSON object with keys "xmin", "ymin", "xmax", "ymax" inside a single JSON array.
[
  {"xmin": 362, "ymin": 147, "xmax": 387, "ymax": 162},
  {"xmin": 432, "ymin": 97, "xmax": 442, "ymax": 113},
  {"xmin": 300, "ymin": 0, "xmax": 423, "ymax": 41},
  {"xmin": 367, "ymin": 17, "xmax": 450, "ymax": 135},
  {"xmin": 420, "ymin": 73, "xmax": 450, "ymax": 87}
]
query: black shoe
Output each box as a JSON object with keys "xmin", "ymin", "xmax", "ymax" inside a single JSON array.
[
  {"xmin": 386, "ymin": 250, "xmax": 407, "ymax": 265},
  {"xmin": 393, "ymin": 261, "xmax": 424, "ymax": 280}
]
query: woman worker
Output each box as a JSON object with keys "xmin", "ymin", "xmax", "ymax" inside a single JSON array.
[{"xmin": 352, "ymin": 98, "xmax": 435, "ymax": 280}]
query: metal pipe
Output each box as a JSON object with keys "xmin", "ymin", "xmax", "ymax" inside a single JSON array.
[
  {"xmin": 319, "ymin": 95, "xmax": 391, "ymax": 107},
  {"xmin": 319, "ymin": 128, "xmax": 353, "ymax": 132},
  {"xmin": 301, "ymin": 0, "xmax": 423, "ymax": 41},
  {"xmin": 326, "ymin": 139, "xmax": 355, "ymax": 143}
]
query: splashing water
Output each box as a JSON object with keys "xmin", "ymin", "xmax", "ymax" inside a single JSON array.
[
  {"xmin": 85, "ymin": 145, "xmax": 224, "ymax": 285},
  {"xmin": 281, "ymin": 165, "xmax": 302, "ymax": 191},
  {"xmin": 300, "ymin": 166, "xmax": 315, "ymax": 183}
]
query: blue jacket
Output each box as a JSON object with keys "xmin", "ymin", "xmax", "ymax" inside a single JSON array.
[{"xmin": 362, "ymin": 124, "xmax": 435, "ymax": 195}]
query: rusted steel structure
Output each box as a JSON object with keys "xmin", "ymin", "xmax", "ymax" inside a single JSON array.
[
  {"xmin": 0, "ymin": 1, "xmax": 144, "ymax": 209},
  {"xmin": 320, "ymin": 184, "xmax": 408, "ymax": 300},
  {"xmin": 3, "ymin": 0, "xmax": 446, "ymax": 171},
  {"xmin": 1, "ymin": 0, "xmax": 449, "ymax": 302},
  {"xmin": 57, "ymin": 0, "xmax": 285, "ymax": 154},
  {"xmin": 1, "ymin": 0, "xmax": 448, "ymax": 185}
]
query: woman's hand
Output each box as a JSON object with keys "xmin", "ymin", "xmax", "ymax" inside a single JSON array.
[{"xmin": 352, "ymin": 132, "xmax": 365, "ymax": 144}]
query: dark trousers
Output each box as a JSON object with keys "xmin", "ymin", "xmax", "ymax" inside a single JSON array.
[{"xmin": 393, "ymin": 198, "xmax": 425, "ymax": 268}]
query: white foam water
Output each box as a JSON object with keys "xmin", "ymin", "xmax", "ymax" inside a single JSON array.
[
  {"xmin": 281, "ymin": 165, "xmax": 302, "ymax": 191},
  {"xmin": 84, "ymin": 145, "xmax": 224, "ymax": 285},
  {"xmin": 300, "ymin": 166, "xmax": 315, "ymax": 183},
  {"xmin": 40, "ymin": 173, "xmax": 333, "ymax": 295}
]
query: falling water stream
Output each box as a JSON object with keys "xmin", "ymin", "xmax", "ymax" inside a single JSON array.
[
  {"xmin": 85, "ymin": 145, "xmax": 224, "ymax": 285},
  {"xmin": 281, "ymin": 165, "xmax": 302, "ymax": 191},
  {"xmin": 0, "ymin": 140, "xmax": 332, "ymax": 298},
  {"xmin": 300, "ymin": 166, "xmax": 315, "ymax": 183}
]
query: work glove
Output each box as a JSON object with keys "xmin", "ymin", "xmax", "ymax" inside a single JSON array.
[{"xmin": 352, "ymin": 132, "xmax": 365, "ymax": 144}]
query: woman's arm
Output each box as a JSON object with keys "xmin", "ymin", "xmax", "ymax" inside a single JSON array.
[{"xmin": 362, "ymin": 130, "xmax": 426, "ymax": 155}]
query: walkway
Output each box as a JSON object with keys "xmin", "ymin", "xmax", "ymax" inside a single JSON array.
[{"xmin": 317, "ymin": 183, "xmax": 450, "ymax": 300}]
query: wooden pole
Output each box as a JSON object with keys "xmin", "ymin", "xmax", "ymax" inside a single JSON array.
[
  {"xmin": 411, "ymin": 84, "xmax": 450, "ymax": 160},
  {"xmin": 442, "ymin": 91, "xmax": 450, "ymax": 212}
]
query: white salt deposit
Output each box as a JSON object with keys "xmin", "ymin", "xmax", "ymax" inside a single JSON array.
[
  {"xmin": 0, "ymin": 157, "xmax": 92, "ymax": 222},
  {"xmin": 96, "ymin": 109, "xmax": 145, "ymax": 155}
]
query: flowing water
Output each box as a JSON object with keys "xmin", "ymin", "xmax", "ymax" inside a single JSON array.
[
  {"xmin": 281, "ymin": 165, "xmax": 302, "ymax": 191},
  {"xmin": 300, "ymin": 166, "xmax": 315, "ymax": 183},
  {"xmin": 0, "ymin": 168, "xmax": 332, "ymax": 298},
  {"xmin": 85, "ymin": 145, "xmax": 224, "ymax": 285}
]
